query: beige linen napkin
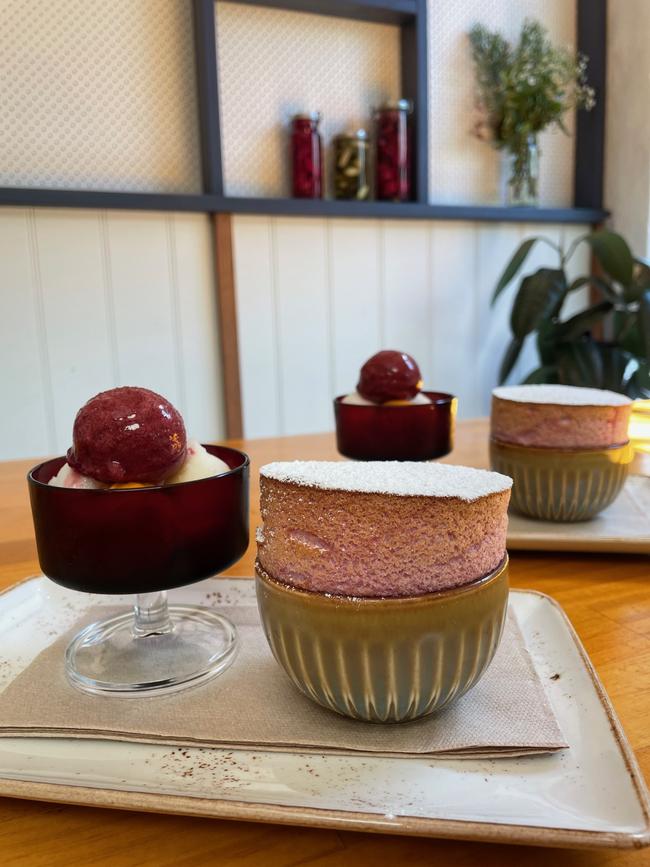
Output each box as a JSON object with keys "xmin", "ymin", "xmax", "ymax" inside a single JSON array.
[{"xmin": 0, "ymin": 604, "xmax": 566, "ymax": 758}]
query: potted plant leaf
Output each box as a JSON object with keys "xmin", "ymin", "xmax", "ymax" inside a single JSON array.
[
  {"xmin": 469, "ymin": 19, "xmax": 595, "ymax": 206},
  {"xmin": 493, "ymin": 229, "xmax": 650, "ymax": 399}
]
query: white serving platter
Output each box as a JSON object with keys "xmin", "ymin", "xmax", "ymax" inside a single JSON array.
[
  {"xmin": 0, "ymin": 577, "xmax": 647, "ymax": 850},
  {"xmin": 506, "ymin": 475, "xmax": 650, "ymax": 554}
]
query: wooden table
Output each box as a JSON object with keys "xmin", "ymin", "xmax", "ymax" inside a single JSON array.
[{"xmin": 1, "ymin": 420, "xmax": 649, "ymax": 866}]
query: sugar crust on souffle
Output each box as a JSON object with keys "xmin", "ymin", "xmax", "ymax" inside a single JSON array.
[
  {"xmin": 257, "ymin": 461, "xmax": 512, "ymax": 598},
  {"xmin": 491, "ymin": 384, "xmax": 632, "ymax": 450}
]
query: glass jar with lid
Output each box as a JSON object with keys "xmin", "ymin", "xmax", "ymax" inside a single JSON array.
[
  {"xmin": 333, "ymin": 130, "xmax": 370, "ymax": 200},
  {"xmin": 374, "ymin": 99, "xmax": 413, "ymax": 202},
  {"xmin": 290, "ymin": 112, "xmax": 323, "ymax": 199}
]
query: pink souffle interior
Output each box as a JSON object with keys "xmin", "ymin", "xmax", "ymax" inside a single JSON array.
[
  {"xmin": 256, "ymin": 461, "xmax": 512, "ymax": 598},
  {"xmin": 491, "ymin": 385, "xmax": 632, "ymax": 449}
]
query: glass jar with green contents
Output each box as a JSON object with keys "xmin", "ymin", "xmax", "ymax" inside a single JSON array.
[{"xmin": 333, "ymin": 130, "xmax": 370, "ymax": 200}]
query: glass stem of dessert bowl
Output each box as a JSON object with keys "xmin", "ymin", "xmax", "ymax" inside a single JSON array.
[
  {"xmin": 133, "ymin": 591, "xmax": 175, "ymax": 636},
  {"xmin": 64, "ymin": 590, "xmax": 239, "ymax": 697}
]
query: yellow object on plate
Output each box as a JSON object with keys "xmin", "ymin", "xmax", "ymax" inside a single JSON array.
[{"xmin": 630, "ymin": 399, "xmax": 650, "ymax": 454}]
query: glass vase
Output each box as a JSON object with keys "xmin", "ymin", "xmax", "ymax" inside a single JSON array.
[{"xmin": 501, "ymin": 136, "xmax": 539, "ymax": 207}]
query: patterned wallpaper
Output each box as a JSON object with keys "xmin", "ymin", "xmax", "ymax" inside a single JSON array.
[
  {"xmin": 0, "ymin": 0, "xmax": 201, "ymax": 193},
  {"xmin": 215, "ymin": 3, "xmax": 401, "ymax": 198},
  {"xmin": 1, "ymin": 0, "xmax": 577, "ymax": 204}
]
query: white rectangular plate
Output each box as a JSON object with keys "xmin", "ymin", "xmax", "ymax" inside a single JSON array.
[
  {"xmin": 0, "ymin": 577, "xmax": 648, "ymax": 850},
  {"xmin": 506, "ymin": 476, "xmax": 650, "ymax": 554}
]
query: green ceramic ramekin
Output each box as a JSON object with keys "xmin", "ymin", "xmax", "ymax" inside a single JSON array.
[
  {"xmin": 490, "ymin": 437, "xmax": 634, "ymax": 522},
  {"xmin": 255, "ymin": 557, "xmax": 509, "ymax": 723}
]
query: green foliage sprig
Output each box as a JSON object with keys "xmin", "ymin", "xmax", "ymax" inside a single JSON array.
[
  {"xmin": 493, "ymin": 231, "xmax": 650, "ymax": 398},
  {"xmin": 469, "ymin": 19, "xmax": 595, "ymax": 153}
]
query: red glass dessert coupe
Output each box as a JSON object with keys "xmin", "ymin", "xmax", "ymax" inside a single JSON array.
[
  {"xmin": 335, "ymin": 350, "xmax": 457, "ymax": 460},
  {"xmin": 28, "ymin": 444, "xmax": 249, "ymax": 696}
]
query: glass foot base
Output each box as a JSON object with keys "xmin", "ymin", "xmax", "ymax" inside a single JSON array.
[{"xmin": 65, "ymin": 605, "xmax": 238, "ymax": 697}]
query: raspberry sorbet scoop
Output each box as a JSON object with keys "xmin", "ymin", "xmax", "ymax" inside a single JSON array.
[
  {"xmin": 357, "ymin": 350, "xmax": 422, "ymax": 403},
  {"xmin": 67, "ymin": 387, "xmax": 187, "ymax": 484}
]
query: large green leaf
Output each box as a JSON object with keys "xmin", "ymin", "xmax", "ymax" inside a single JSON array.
[
  {"xmin": 536, "ymin": 317, "xmax": 560, "ymax": 366},
  {"xmin": 523, "ymin": 365, "xmax": 559, "ymax": 384},
  {"xmin": 585, "ymin": 230, "xmax": 634, "ymax": 286},
  {"xmin": 498, "ymin": 336, "xmax": 524, "ymax": 384},
  {"xmin": 510, "ymin": 268, "xmax": 566, "ymax": 340},
  {"xmin": 557, "ymin": 340, "xmax": 603, "ymax": 388},
  {"xmin": 555, "ymin": 301, "xmax": 614, "ymax": 342},
  {"xmin": 491, "ymin": 238, "xmax": 537, "ymax": 304}
]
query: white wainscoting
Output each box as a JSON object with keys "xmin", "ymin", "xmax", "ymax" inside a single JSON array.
[
  {"xmin": 232, "ymin": 216, "xmax": 590, "ymax": 439},
  {"xmin": 0, "ymin": 208, "xmax": 224, "ymax": 460}
]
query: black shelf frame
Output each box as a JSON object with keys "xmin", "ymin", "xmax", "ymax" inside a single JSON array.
[
  {"xmin": 0, "ymin": 186, "xmax": 608, "ymax": 225},
  {"xmin": 212, "ymin": 196, "xmax": 608, "ymax": 223},
  {"xmin": 0, "ymin": 0, "xmax": 607, "ymax": 224},
  {"xmin": 574, "ymin": 0, "xmax": 606, "ymax": 210},
  {"xmin": 0, "ymin": 187, "xmax": 215, "ymax": 213},
  {"xmin": 218, "ymin": 0, "xmax": 418, "ymax": 25}
]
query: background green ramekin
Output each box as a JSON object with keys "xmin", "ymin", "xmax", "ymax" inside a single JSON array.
[{"xmin": 490, "ymin": 438, "xmax": 634, "ymax": 522}]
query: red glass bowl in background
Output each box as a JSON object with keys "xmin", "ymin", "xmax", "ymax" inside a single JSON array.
[
  {"xmin": 334, "ymin": 393, "xmax": 457, "ymax": 461},
  {"xmin": 28, "ymin": 446, "xmax": 249, "ymax": 697}
]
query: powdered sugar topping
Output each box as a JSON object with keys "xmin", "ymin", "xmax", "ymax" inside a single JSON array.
[
  {"xmin": 493, "ymin": 384, "xmax": 631, "ymax": 407},
  {"xmin": 260, "ymin": 461, "xmax": 512, "ymax": 500}
]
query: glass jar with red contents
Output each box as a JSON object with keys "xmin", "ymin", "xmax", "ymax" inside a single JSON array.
[
  {"xmin": 374, "ymin": 99, "xmax": 413, "ymax": 201},
  {"xmin": 290, "ymin": 112, "xmax": 323, "ymax": 199}
]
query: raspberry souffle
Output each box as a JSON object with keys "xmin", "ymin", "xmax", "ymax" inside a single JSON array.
[
  {"xmin": 257, "ymin": 460, "xmax": 511, "ymax": 597},
  {"xmin": 492, "ymin": 384, "xmax": 632, "ymax": 449},
  {"xmin": 255, "ymin": 461, "xmax": 512, "ymax": 722}
]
